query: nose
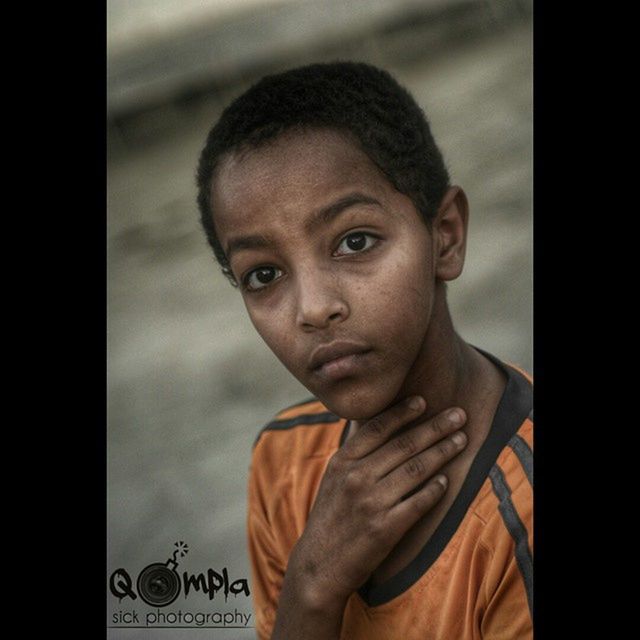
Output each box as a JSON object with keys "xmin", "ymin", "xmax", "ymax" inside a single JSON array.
[{"xmin": 295, "ymin": 268, "xmax": 349, "ymax": 330}]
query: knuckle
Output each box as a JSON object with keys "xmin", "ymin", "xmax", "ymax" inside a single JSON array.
[
  {"xmin": 436, "ymin": 440, "xmax": 452, "ymax": 456},
  {"xmin": 367, "ymin": 518, "xmax": 386, "ymax": 541},
  {"xmin": 343, "ymin": 468, "xmax": 365, "ymax": 492},
  {"xmin": 365, "ymin": 416, "xmax": 386, "ymax": 437},
  {"xmin": 430, "ymin": 414, "xmax": 447, "ymax": 437},
  {"xmin": 404, "ymin": 456, "xmax": 426, "ymax": 478},
  {"xmin": 412, "ymin": 482, "xmax": 442, "ymax": 513},
  {"xmin": 410, "ymin": 493, "xmax": 430, "ymax": 514},
  {"xmin": 359, "ymin": 494, "xmax": 380, "ymax": 515},
  {"xmin": 394, "ymin": 433, "xmax": 417, "ymax": 456}
]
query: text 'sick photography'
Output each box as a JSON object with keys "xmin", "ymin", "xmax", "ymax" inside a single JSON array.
[{"xmin": 108, "ymin": 542, "xmax": 253, "ymax": 630}]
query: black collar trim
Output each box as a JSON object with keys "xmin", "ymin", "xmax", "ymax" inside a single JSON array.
[{"xmin": 338, "ymin": 346, "xmax": 533, "ymax": 607}]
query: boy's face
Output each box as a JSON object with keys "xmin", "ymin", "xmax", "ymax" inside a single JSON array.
[{"xmin": 211, "ymin": 128, "xmax": 450, "ymax": 420}]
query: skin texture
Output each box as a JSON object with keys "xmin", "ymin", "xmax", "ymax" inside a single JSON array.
[
  {"xmin": 210, "ymin": 127, "xmax": 507, "ymax": 638},
  {"xmin": 213, "ymin": 128, "xmax": 491, "ymax": 423}
]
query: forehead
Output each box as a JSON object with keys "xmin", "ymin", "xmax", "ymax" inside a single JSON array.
[{"xmin": 210, "ymin": 128, "xmax": 400, "ymax": 242}]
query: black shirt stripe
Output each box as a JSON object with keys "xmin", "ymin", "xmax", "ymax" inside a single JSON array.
[
  {"xmin": 352, "ymin": 346, "xmax": 533, "ymax": 607},
  {"xmin": 508, "ymin": 433, "xmax": 533, "ymax": 488},
  {"xmin": 254, "ymin": 409, "xmax": 342, "ymax": 448},
  {"xmin": 489, "ymin": 464, "xmax": 534, "ymax": 617}
]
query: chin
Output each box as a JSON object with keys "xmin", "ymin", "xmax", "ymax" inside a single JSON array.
[{"xmin": 314, "ymin": 382, "xmax": 398, "ymax": 422}]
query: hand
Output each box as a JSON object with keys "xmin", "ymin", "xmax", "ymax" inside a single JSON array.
[{"xmin": 288, "ymin": 396, "xmax": 468, "ymax": 608}]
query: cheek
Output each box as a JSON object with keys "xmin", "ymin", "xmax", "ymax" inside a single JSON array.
[
  {"xmin": 246, "ymin": 303, "xmax": 297, "ymax": 364},
  {"xmin": 359, "ymin": 249, "xmax": 433, "ymax": 340}
]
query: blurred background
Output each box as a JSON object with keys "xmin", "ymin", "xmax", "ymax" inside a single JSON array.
[{"xmin": 107, "ymin": 1, "xmax": 532, "ymax": 638}]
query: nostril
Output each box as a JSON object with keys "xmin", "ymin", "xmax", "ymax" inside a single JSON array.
[{"xmin": 297, "ymin": 295, "xmax": 348, "ymax": 329}]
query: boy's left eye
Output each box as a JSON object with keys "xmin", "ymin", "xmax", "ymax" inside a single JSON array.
[{"xmin": 334, "ymin": 231, "xmax": 379, "ymax": 256}]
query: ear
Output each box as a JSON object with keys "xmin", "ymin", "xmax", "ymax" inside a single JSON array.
[{"xmin": 433, "ymin": 186, "xmax": 469, "ymax": 282}]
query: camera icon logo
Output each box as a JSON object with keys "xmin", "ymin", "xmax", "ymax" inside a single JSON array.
[{"xmin": 136, "ymin": 541, "xmax": 189, "ymax": 607}]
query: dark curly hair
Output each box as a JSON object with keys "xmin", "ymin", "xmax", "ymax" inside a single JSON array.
[{"xmin": 196, "ymin": 61, "xmax": 450, "ymax": 286}]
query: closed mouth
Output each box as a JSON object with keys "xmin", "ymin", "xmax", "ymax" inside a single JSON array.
[{"xmin": 309, "ymin": 341, "xmax": 372, "ymax": 372}]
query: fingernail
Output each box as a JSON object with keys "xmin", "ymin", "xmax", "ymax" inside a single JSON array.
[
  {"xmin": 452, "ymin": 431, "xmax": 467, "ymax": 445},
  {"xmin": 448, "ymin": 409, "xmax": 464, "ymax": 425},
  {"xmin": 435, "ymin": 474, "xmax": 448, "ymax": 487},
  {"xmin": 408, "ymin": 396, "xmax": 425, "ymax": 410}
]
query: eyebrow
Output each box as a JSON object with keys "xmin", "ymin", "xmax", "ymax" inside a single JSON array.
[
  {"xmin": 305, "ymin": 193, "xmax": 382, "ymax": 233},
  {"xmin": 225, "ymin": 192, "xmax": 382, "ymax": 259}
]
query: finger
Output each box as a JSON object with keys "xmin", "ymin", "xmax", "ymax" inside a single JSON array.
[
  {"xmin": 342, "ymin": 396, "xmax": 427, "ymax": 460},
  {"xmin": 384, "ymin": 474, "xmax": 450, "ymax": 535},
  {"xmin": 376, "ymin": 428, "xmax": 467, "ymax": 505},
  {"xmin": 365, "ymin": 408, "xmax": 466, "ymax": 480}
]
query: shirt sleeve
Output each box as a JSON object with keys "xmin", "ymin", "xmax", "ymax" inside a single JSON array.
[
  {"xmin": 247, "ymin": 458, "xmax": 286, "ymax": 640},
  {"xmin": 480, "ymin": 420, "xmax": 533, "ymax": 640}
]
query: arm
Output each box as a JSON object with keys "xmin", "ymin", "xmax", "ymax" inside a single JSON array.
[
  {"xmin": 271, "ymin": 561, "xmax": 347, "ymax": 640},
  {"xmin": 247, "ymin": 455, "xmax": 347, "ymax": 639}
]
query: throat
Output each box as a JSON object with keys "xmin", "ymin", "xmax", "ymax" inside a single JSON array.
[{"xmin": 368, "ymin": 349, "xmax": 507, "ymax": 587}]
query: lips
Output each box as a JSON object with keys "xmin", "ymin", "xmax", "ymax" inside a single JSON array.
[{"xmin": 309, "ymin": 340, "xmax": 372, "ymax": 372}]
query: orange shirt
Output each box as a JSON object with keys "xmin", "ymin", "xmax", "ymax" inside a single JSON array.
[{"xmin": 247, "ymin": 347, "xmax": 533, "ymax": 639}]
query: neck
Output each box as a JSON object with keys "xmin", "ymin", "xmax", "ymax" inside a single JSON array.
[
  {"xmin": 395, "ymin": 284, "xmax": 476, "ymax": 421},
  {"xmin": 351, "ymin": 282, "xmax": 506, "ymax": 443}
]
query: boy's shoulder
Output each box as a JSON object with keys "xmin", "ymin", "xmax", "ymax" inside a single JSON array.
[
  {"xmin": 472, "ymin": 400, "xmax": 533, "ymax": 544},
  {"xmin": 251, "ymin": 396, "xmax": 348, "ymax": 467},
  {"xmin": 248, "ymin": 398, "xmax": 347, "ymax": 507}
]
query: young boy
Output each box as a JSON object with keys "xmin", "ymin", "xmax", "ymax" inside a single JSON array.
[{"xmin": 196, "ymin": 62, "xmax": 533, "ymax": 639}]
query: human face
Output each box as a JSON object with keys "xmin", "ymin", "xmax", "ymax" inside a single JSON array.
[{"xmin": 211, "ymin": 128, "xmax": 438, "ymax": 420}]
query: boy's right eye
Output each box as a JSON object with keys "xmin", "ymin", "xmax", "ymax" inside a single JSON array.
[{"xmin": 243, "ymin": 266, "xmax": 283, "ymax": 292}]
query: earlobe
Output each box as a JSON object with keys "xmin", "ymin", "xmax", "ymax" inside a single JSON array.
[{"xmin": 434, "ymin": 186, "xmax": 469, "ymax": 282}]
